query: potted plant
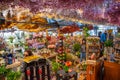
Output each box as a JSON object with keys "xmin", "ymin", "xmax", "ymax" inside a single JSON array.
[
  {"xmin": 104, "ymin": 40, "xmax": 113, "ymax": 54},
  {"xmin": 73, "ymin": 43, "xmax": 81, "ymax": 57},
  {"xmin": 104, "ymin": 40, "xmax": 113, "ymax": 47}
]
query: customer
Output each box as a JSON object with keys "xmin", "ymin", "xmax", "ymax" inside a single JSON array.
[
  {"xmin": 100, "ymin": 32, "xmax": 107, "ymax": 50},
  {"xmin": 104, "ymin": 30, "xmax": 108, "ymax": 40},
  {"xmin": 80, "ymin": 38, "xmax": 86, "ymax": 62},
  {"xmin": 98, "ymin": 31, "xmax": 102, "ymax": 38},
  {"xmin": 100, "ymin": 32, "xmax": 107, "ymax": 43}
]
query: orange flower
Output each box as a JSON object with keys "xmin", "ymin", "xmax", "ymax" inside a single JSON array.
[{"xmin": 65, "ymin": 61, "xmax": 72, "ymax": 67}]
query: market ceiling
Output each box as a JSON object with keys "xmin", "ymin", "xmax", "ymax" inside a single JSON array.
[{"xmin": 0, "ymin": 0, "xmax": 120, "ymax": 26}]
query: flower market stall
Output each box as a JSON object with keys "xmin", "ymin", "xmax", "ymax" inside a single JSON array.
[{"xmin": 0, "ymin": 0, "xmax": 120, "ymax": 80}]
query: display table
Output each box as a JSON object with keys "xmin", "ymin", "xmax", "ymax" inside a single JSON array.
[{"xmin": 104, "ymin": 61, "xmax": 120, "ymax": 80}]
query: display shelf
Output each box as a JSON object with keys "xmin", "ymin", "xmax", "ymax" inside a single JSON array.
[
  {"xmin": 86, "ymin": 37, "xmax": 100, "ymax": 60},
  {"xmin": 113, "ymin": 38, "xmax": 120, "ymax": 62}
]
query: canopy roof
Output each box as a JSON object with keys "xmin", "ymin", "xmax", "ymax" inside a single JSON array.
[{"xmin": 0, "ymin": 0, "xmax": 120, "ymax": 26}]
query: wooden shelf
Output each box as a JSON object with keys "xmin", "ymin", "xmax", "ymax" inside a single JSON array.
[
  {"xmin": 86, "ymin": 37, "xmax": 100, "ymax": 60},
  {"xmin": 114, "ymin": 38, "xmax": 120, "ymax": 61}
]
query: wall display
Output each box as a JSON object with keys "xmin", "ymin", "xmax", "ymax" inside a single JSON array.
[
  {"xmin": 114, "ymin": 38, "xmax": 120, "ymax": 63},
  {"xmin": 86, "ymin": 37, "xmax": 100, "ymax": 60}
]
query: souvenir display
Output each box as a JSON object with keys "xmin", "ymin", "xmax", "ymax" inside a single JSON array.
[{"xmin": 86, "ymin": 37, "xmax": 100, "ymax": 60}]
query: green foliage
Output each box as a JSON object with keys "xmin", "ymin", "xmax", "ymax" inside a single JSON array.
[
  {"xmin": 0, "ymin": 65, "xmax": 21, "ymax": 80},
  {"xmin": 51, "ymin": 61, "xmax": 70, "ymax": 73},
  {"xmin": 104, "ymin": 40, "xmax": 113, "ymax": 47},
  {"xmin": 82, "ymin": 62, "xmax": 87, "ymax": 71},
  {"xmin": 25, "ymin": 46, "xmax": 29, "ymax": 50},
  {"xmin": 7, "ymin": 71, "xmax": 21, "ymax": 80},
  {"xmin": 73, "ymin": 43, "xmax": 81, "ymax": 52},
  {"xmin": 83, "ymin": 27, "xmax": 90, "ymax": 38},
  {"xmin": 63, "ymin": 66, "xmax": 69, "ymax": 72},
  {"xmin": 51, "ymin": 62, "xmax": 61, "ymax": 73},
  {"xmin": 0, "ymin": 65, "xmax": 10, "ymax": 76}
]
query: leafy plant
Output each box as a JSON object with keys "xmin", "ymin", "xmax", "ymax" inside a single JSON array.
[
  {"xmin": 7, "ymin": 71, "xmax": 21, "ymax": 80},
  {"xmin": 0, "ymin": 65, "xmax": 21, "ymax": 80},
  {"xmin": 83, "ymin": 27, "xmax": 90, "ymax": 38},
  {"xmin": 63, "ymin": 66, "xmax": 69, "ymax": 72},
  {"xmin": 73, "ymin": 43, "xmax": 81, "ymax": 52},
  {"xmin": 51, "ymin": 62, "xmax": 61, "ymax": 73},
  {"xmin": 104, "ymin": 40, "xmax": 113, "ymax": 47},
  {"xmin": 0, "ymin": 65, "xmax": 10, "ymax": 76}
]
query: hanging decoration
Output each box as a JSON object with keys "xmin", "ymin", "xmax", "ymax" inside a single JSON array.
[
  {"xmin": 0, "ymin": 0, "xmax": 120, "ymax": 26},
  {"xmin": 60, "ymin": 25, "xmax": 80, "ymax": 33}
]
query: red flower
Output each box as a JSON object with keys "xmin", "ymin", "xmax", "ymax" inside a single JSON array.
[
  {"xmin": 38, "ymin": 68, "xmax": 42, "ymax": 74},
  {"xmin": 26, "ymin": 69, "xmax": 31, "ymax": 76}
]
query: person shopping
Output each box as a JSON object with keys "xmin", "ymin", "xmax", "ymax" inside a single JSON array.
[{"xmin": 80, "ymin": 39, "xmax": 86, "ymax": 62}]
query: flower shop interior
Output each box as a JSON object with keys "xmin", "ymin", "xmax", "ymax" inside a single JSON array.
[{"xmin": 0, "ymin": 0, "xmax": 120, "ymax": 80}]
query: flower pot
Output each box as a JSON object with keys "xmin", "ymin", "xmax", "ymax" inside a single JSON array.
[{"xmin": 105, "ymin": 47, "xmax": 113, "ymax": 54}]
